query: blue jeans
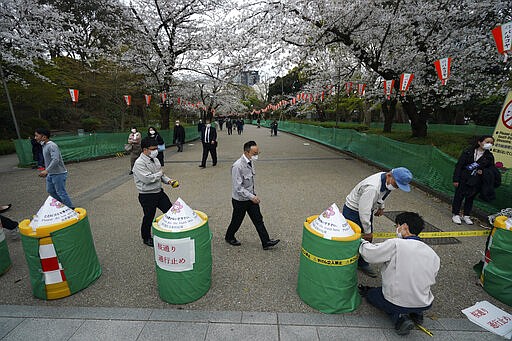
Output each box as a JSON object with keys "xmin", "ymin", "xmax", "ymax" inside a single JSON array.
[
  {"xmin": 343, "ymin": 204, "xmax": 373, "ymax": 268},
  {"xmin": 367, "ymin": 287, "xmax": 430, "ymax": 324},
  {"xmin": 46, "ymin": 173, "xmax": 74, "ymax": 208}
]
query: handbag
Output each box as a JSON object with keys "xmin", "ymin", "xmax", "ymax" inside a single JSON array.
[
  {"xmin": 124, "ymin": 143, "xmax": 132, "ymax": 152},
  {"xmin": 158, "ymin": 144, "xmax": 165, "ymax": 152}
]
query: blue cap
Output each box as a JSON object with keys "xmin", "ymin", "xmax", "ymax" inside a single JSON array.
[{"xmin": 391, "ymin": 167, "xmax": 413, "ymax": 192}]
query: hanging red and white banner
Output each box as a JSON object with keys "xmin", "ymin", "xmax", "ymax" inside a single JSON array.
[
  {"xmin": 357, "ymin": 84, "xmax": 366, "ymax": 97},
  {"xmin": 160, "ymin": 93, "xmax": 167, "ymax": 103},
  {"xmin": 68, "ymin": 89, "xmax": 79, "ymax": 103},
  {"xmin": 321, "ymin": 91, "xmax": 325, "ymax": 101},
  {"xmin": 345, "ymin": 82, "xmax": 353, "ymax": 95},
  {"xmin": 383, "ymin": 80, "xmax": 395, "ymax": 99},
  {"xmin": 123, "ymin": 95, "xmax": 131, "ymax": 106},
  {"xmin": 399, "ymin": 73, "xmax": 414, "ymax": 96},
  {"xmin": 144, "ymin": 94, "xmax": 151, "ymax": 106},
  {"xmin": 434, "ymin": 58, "xmax": 452, "ymax": 85},
  {"xmin": 492, "ymin": 22, "xmax": 512, "ymax": 62}
]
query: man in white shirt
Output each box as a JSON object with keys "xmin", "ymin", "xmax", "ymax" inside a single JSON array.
[
  {"xmin": 343, "ymin": 167, "xmax": 413, "ymax": 277},
  {"xmin": 358, "ymin": 212, "xmax": 440, "ymax": 335}
]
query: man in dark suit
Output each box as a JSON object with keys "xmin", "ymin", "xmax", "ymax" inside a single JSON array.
[
  {"xmin": 199, "ymin": 120, "xmax": 217, "ymax": 168},
  {"xmin": 173, "ymin": 120, "xmax": 186, "ymax": 152}
]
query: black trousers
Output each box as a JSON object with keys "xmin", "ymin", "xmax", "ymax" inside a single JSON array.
[
  {"xmin": 138, "ymin": 189, "xmax": 172, "ymax": 240},
  {"xmin": 225, "ymin": 198, "xmax": 270, "ymax": 245},
  {"xmin": 200, "ymin": 142, "xmax": 217, "ymax": 166},
  {"xmin": 452, "ymin": 184, "xmax": 477, "ymax": 216},
  {"xmin": 0, "ymin": 215, "xmax": 17, "ymax": 230}
]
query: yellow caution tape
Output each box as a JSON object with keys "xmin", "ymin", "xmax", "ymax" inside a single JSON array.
[
  {"xmin": 373, "ymin": 230, "xmax": 491, "ymax": 239},
  {"xmin": 301, "ymin": 247, "xmax": 358, "ymax": 266},
  {"xmin": 415, "ymin": 323, "xmax": 433, "ymax": 337}
]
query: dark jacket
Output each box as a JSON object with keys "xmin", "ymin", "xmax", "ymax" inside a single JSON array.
[
  {"xmin": 173, "ymin": 125, "xmax": 185, "ymax": 143},
  {"xmin": 147, "ymin": 132, "xmax": 164, "ymax": 146},
  {"xmin": 453, "ymin": 148, "xmax": 495, "ymax": 197},
  {"xmin": 201, "ymin": 125, "xmax": 217, "ymax": 144}
]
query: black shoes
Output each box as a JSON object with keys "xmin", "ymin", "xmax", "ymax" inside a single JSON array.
[
  {"xmin": 409, "ymin": 312, "xmax": 424, "ymax": 325},
  {"xmin": 225, "ymin": 238, "xmax": 241, "ymax": 246},
  {"xmin": 198, "ymin": 165, "xmax": 206, "ymax": 168},
  {"xmin": 263, "ymin": 239, "xmax": 280, "ymax": 250},
  {"xmin": 357, "ymin": 285, "xmax": 374, "ymax": 298},
  {"xmin": 395, "ymin": 315, "xmax": 415, "ymax": 335},
  {"xmin": 143, "ymin": 238, "xmax": 154, "ymax": 247},
  {"xmin": 0, "ymin": 204, "xmax": 12, "ymax": 213}
]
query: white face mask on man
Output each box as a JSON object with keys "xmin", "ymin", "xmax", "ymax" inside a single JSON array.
[
  {"xmin": 149, "ymin": 149, "xmax": 159, "ymax": 159},
  {"xmin": 131, "ymin": 129, "xmax": 136, "ymax": 133},
  {"xmin": 251, "ymin": 154, "xmax": 259, "ymax": 161},
  {"xmin": 386, "ymin": 183, "xmax": 396, "ymax": 191},
  {"xmin": 149, "ymin": 130, "xmax": 155, "ymax": 135},
  {"xmin": 396, "ymin": 225, "xmax": 403, "ymax": 238},
  {"xmin": 482, "ymin": 143, "xmax": 493, "ymax": 150}
]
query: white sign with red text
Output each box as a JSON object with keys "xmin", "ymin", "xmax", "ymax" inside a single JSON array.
[
  {"xmin": 29, "ymin": 196, "xmax": 78, "ymax": 231},
  {"xmin": 158, "ymin": 198, "xmax": 203, "ymax": 231},
  {"xmin": 310, "ymin": 203, "xmax": 354, "ymax": 239},
  {"xmin": 153, "ymin": 236, "xmax": 195, "ymax": 272},
  {"xmin": 462, "ymin": 301, "xmax": 512, "ymax": 339}
]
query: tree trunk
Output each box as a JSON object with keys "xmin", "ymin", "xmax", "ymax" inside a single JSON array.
[
  {"xmin": 382, "ymin": 99, "xmax": 396, "ymax": 132},
  {"xmin": 160, "ymin": 104, "xmax": 170, "ymax": 130},
  {"xmin": 402, "ymin": 97, "xmax": 427, "ymax": 137}
]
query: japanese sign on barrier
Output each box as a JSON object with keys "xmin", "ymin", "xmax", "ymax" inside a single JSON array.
[
  {"xmin": 153, "ymin": 236, "xmax": 195, "ymax": 272},
  {"xmin": 310, "ymin": 203, "xmax": 354, "ymax": 239},
  {"xmin": 29, "ymin": 196, "xmax": 78, "ymax": 230},
  {"xmin": 158, "ymin": 197, "xmax": 203, "ymax": 232},
  {"xmin": 492, "ymin": 91, "xmax": 512, "ymax": 168},
  {"xmin": 462, "ymin": 300, "xmax": 512, "ymax": 339}
]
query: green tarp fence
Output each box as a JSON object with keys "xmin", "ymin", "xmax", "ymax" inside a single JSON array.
[
  {"xmin": 14, "ymin": 127, "xmax": 200, "ymax": 167},
  {"xmin": 253, "ymin": 120, "xmax": 511, "ymax": 214}
]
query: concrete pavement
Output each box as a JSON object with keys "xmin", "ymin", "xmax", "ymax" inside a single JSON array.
[{"xmin": 0, "ymin": 124, "xmax": 509, "ymax": 340}]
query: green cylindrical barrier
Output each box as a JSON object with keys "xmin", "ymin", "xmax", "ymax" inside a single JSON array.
[
  {"xmin": 0, "ymin": 229, "xmax": 12, "ymax": 275},
  {"xmin": 19, "ymin": 208, "xmax": 102, "ymax": 300},
  {"xmin": 152, "ymin": 210, "xmax": 212, "ymax": 304},
  {"xmin": 297, "ymin": 215, "xmax": 362, "ymax": 313},
  {"xmin": 474, "ymin": 216, "xmax": 512, "ymax": 306}
]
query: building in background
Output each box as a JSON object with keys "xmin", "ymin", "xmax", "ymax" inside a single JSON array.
[{"xmin": 239, "ymin": 70, "xmax": 260, "ymax": 86}]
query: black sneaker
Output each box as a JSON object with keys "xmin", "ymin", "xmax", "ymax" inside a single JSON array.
[
  {"xmin": 409, "ymin": 312, "xmax": 424, "ymax": 325},
  {"xmin": 357, "ymin": 285, "xmax": 373, "ymax": 297},
  {"xmin": 395, "ymin": 316, "xmax": 415, "ymax": 335},
  {"xmin": 143, "ymin": 238, "xmax": 154, "ymax": 247}
]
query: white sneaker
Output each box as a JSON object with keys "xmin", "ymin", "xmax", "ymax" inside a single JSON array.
[
  {"xmin": 462, "ymin": 216, "xmax": 474, "ymax": 225},
  {"xmin": 452, "ymin": 215, "xmax": 462, "ymax": 224}
]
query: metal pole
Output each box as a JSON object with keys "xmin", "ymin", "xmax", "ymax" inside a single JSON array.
[{"xmin": 0, "ymin": 63, "xmax": 21, "ymax": 139}]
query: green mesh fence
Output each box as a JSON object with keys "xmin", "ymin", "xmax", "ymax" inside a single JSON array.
[
  {"xmin": 369, "ymin": 123, "xmax": 494, "ymax": 135},
  {"xmin": 254, "ymin": 120, "xmax": 511, "ymax": 215},
  {"xmin": 14, "ymin": 127, "xmax": 200, "ymax": 167}
]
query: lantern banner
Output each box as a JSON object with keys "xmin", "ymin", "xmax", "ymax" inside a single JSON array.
[
  {"xmin": 357, "ymin": 84, "xmax": 366, "ymax": 97},
  {"xmin": 491, "ymin": 91, "xmax": 512, "ymax": 168},
  {"xmin": 399, "ymin": 73, "xmax": 414, "ymax": 96},
  {"xmin": 161, "ymin": 93, "xmax": 167, "ymax": 103},
  {"xmin": 345, "ymin": 82, "xmax": 353, "ymax": 95},
  {"xmin": 434, "ymin": 58, "xmax": 452, "ymax": 85},
  {"xmin": 144, "ymin": 94, "xmax": 151, "ymax": 106},
  {"xmin": 383, "ymin": 80, "xmax": 395, "ymax": 99},
  {"xmin": 123, "ymin": 95, "xmax": 131, "ymax": 106},
  {"xmin": 68, "ymin": 89, "xmax": 79, "ymax": 103},
  {"xmin": 492, "ymin": 22, "xmax": 512, "ymax": 62}
]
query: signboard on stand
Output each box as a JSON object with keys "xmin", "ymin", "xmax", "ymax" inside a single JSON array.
[{"xmin": 492, "ymin": 91, "xmax": 512, "ymax": 168}]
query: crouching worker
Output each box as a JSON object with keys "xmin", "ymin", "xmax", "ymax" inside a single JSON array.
[{"xmin": 358, "ymin": 212, "xmax": 440, "ymax": 336}]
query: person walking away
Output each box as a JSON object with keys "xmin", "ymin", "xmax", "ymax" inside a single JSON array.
[
  {"xmin": 132, "ymin": 138, "xmax": 179, "ymax": 247},
  {"xmin": 128, "ymin": 127, "xmax": 142, "ymax": 174},
  {"xmin": 219, "ymin": 118, "xmax": 224, "ymax": 131},
  {"xmin": 30, "ymin": 136, "xmax": 45, "ymax": 170},
  {"xmin": 198, "ymin": 120, "xmax": 217, "ymax": 168},
  {"xmin": 272, "ymin": 119, "xmax": 278, "ymax": 136},
  {"xmin": 173, "ymin": 120, "xmax": 186, "ymax": 152},
  {"xmin": 34, "ymin": 128, "xmax": 74, "ymax": 208},
  {"xmin": 343, "ymin": 167, "xmax": 413, "ymax": 277},
  {"xmin": 197, "ymin": 119, "xmax": 205, "ymax": 133},
  {"xmin": 147, "ymin": 126, "xmax": 165, "ymax": 167},
  {"xmin": 226, "ymin": 119, "xmax": 233, "ymax": 135},
  {"xmin": 225, "ymin": 140, "xmax": 280, "ymax": 250},
  {"xmin": 358, "ymin": 212, "xmax": 440, "ymax": 336},
  {"xmin": 451, "ymin": 135, "xmax": 495, "ymax": 225}
]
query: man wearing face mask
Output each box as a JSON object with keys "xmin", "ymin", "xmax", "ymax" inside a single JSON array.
[
  {"xmin": 199, "ymin": 119, "xmax": 217, "ymax": 168},
  {"xmin": 358, "ymin": 212, "xmax": 440, "ymax": 336},
  {"xmin": 225, "ymin": 141, "xmax": 280, "ymax": 250},
  {"xmin": 133, "ymin": 138, "xmax": 179, "ymax": 247},
  {"xmin": 342, "ymin": 167, "xmax": 413, "ymax": 277},
  {"xmin": 173, "ymin": 120, "xmax": 185, "ymax": 152}
]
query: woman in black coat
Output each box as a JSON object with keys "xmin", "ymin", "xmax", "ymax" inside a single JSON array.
[
  {"xmin": 452, "ymin": 135, "xmax": 495, "ymax": 225},
  {"xmin": 147, "ymin": 126, "xmax": 165, "ymax": 167}
]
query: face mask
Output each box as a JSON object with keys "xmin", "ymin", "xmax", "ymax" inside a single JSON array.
[
  {"xmin": 175, "ymin": 123, "xmax": 179, "ymax": 126},
  {"xmin": 396, "ymin": 226, "xmax": 403, "ymax": 238},
  {"xmin": 482, "ymin": 143, "xmax": 492, "ymax": 150},
  {"xmin": 39, "ymin": 140, "xmax": 45, "ymax": 146},
  {"xmin": 386, "ymin": 183, "xmax": 396, "ymax": 191},
  {"xmin": 131, "ymin": 129, "xmax": 136, "ymax": 133},
  {"xmin": 206, "ymin": 124, "xmax": 211, "ymax": 128},
  {"xmin": 149, "ymin": 130, "xmax": 155, "ymax": 135},
  {"xmin": 251, "ymin": 154, "xmax": 259, "ymax": 161},
  {"xmin": 149, "ymin": 150, "xmax": 158, "ymax": 158}
]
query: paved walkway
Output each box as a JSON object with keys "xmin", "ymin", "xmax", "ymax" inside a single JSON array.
[{"xmin": 0, "ymin": 125, "xmax": 507, "ymax": 340}]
